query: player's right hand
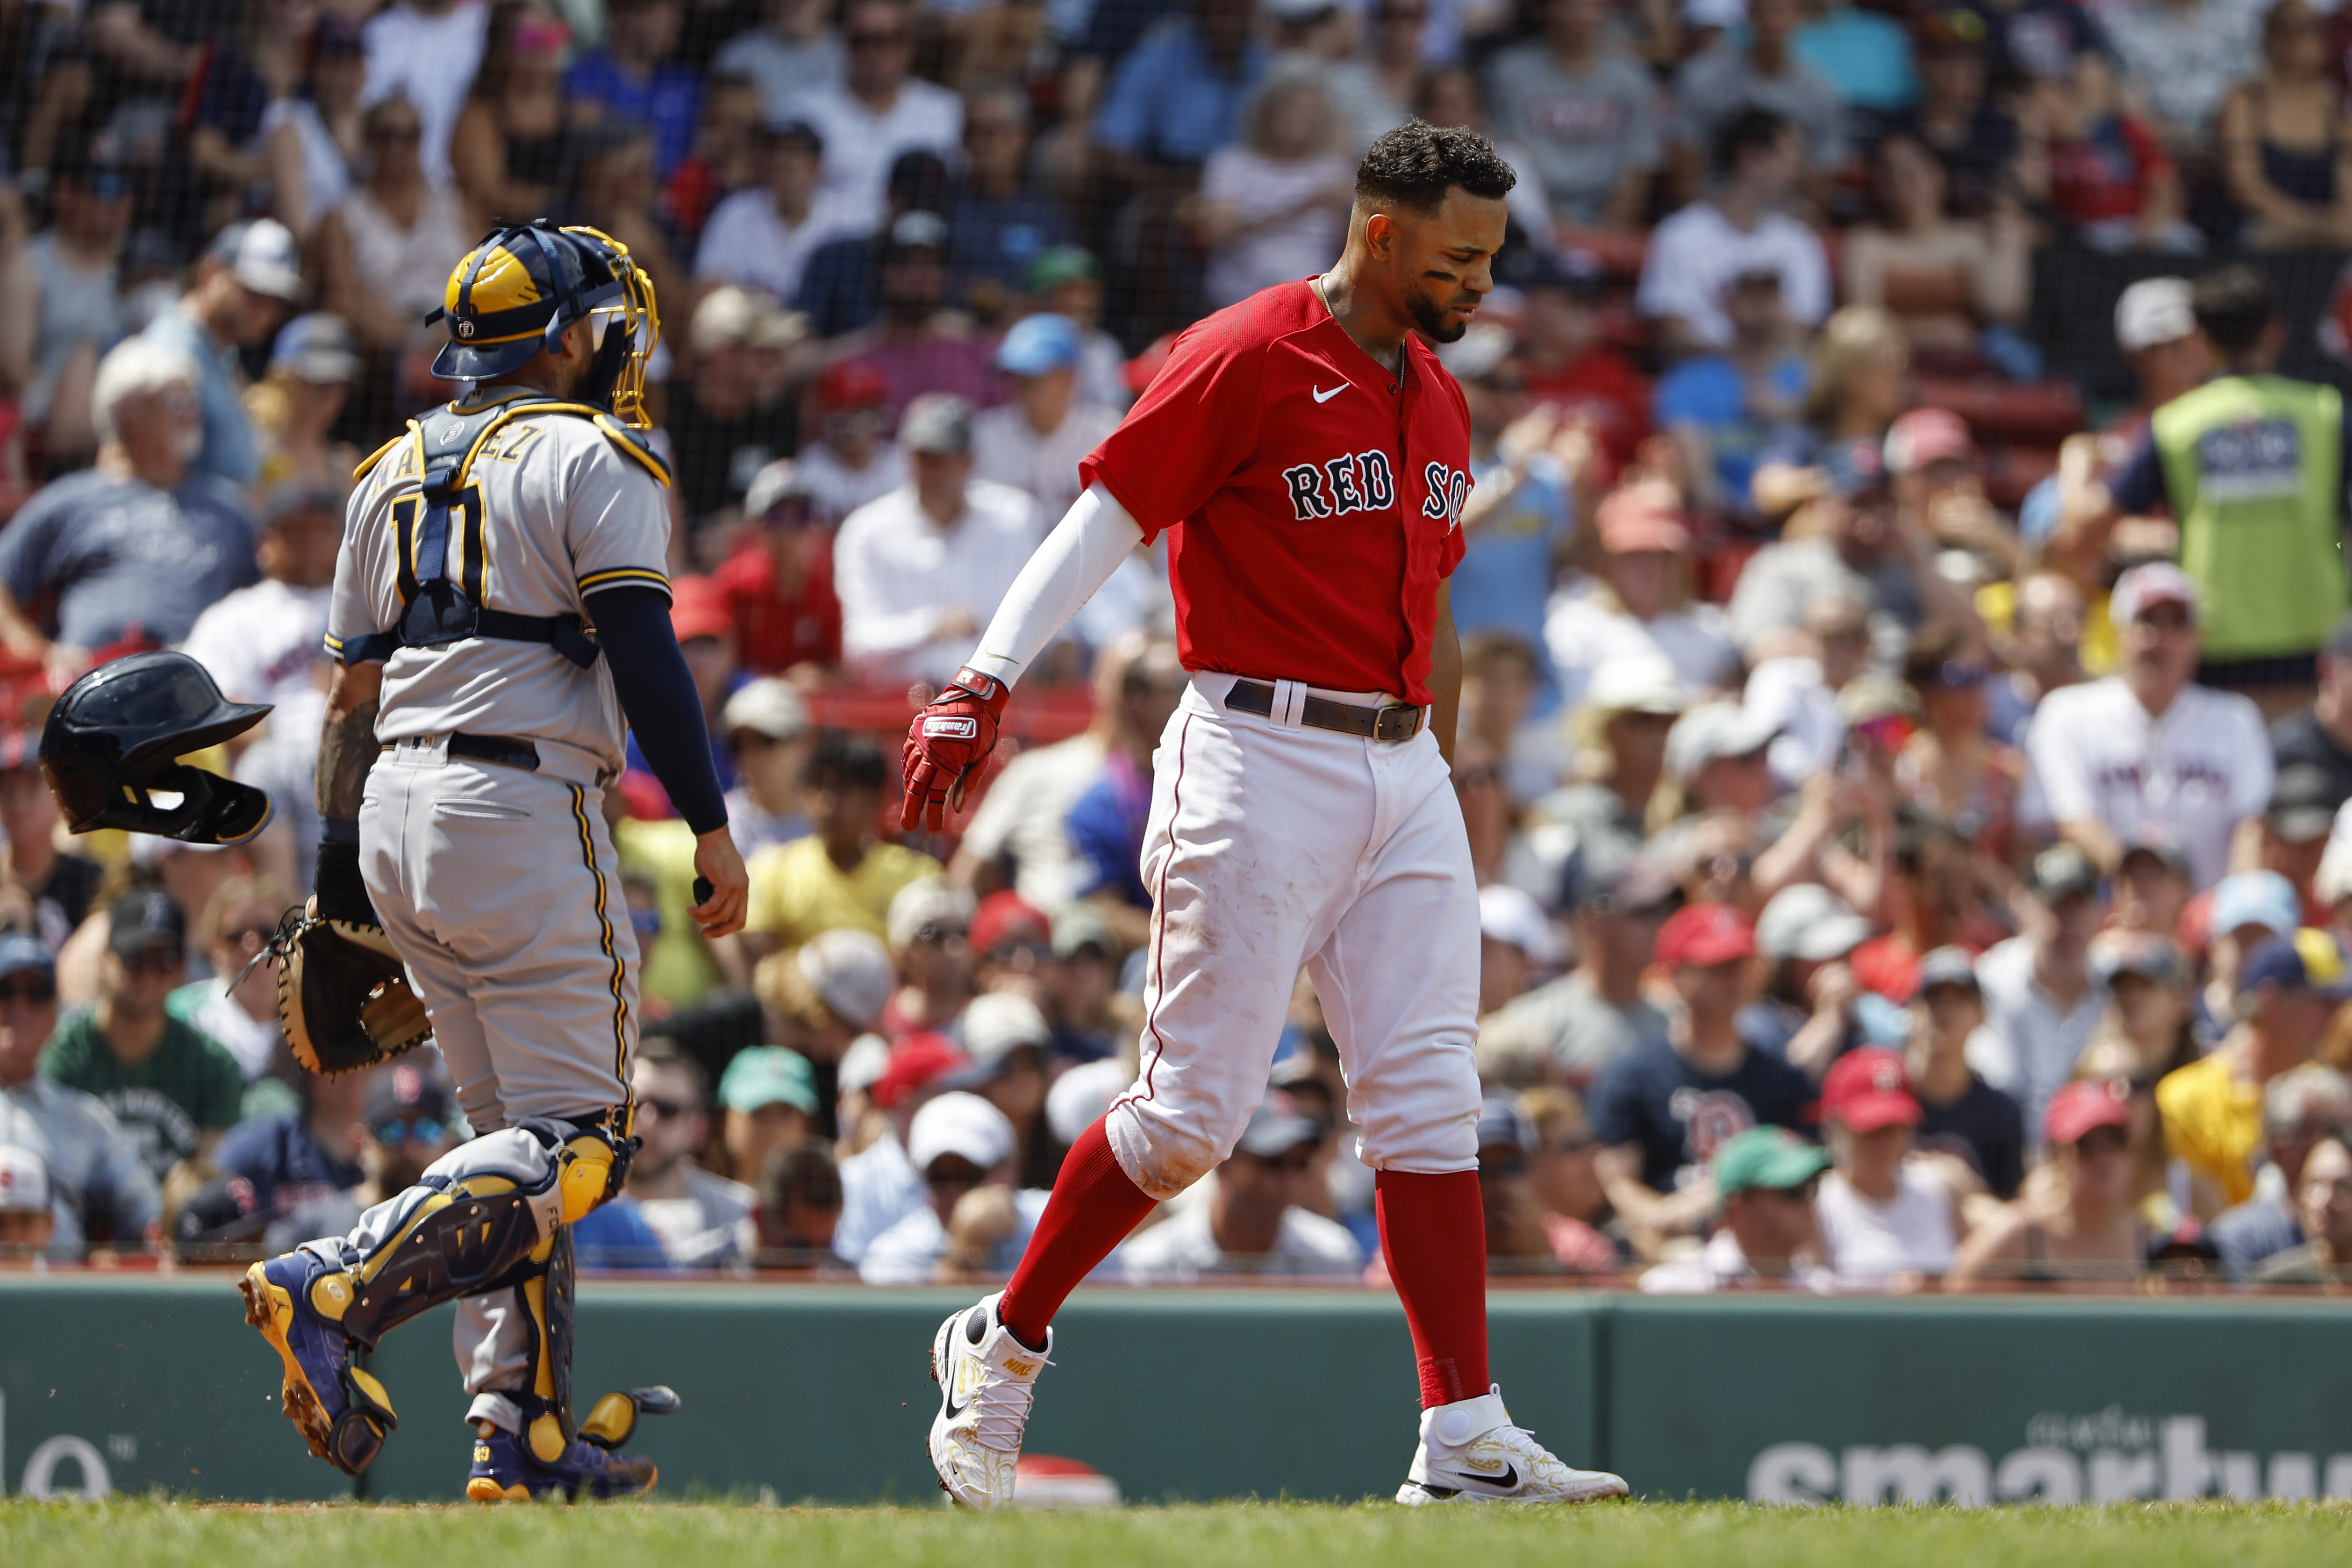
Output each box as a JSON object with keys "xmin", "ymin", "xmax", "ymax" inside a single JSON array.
[
  {"xmin": 689, "ymin": 827, "xmax": 750, "ymax": 938},
  {"xmin": 900, "ymin": 666, "xmax": 1010, "ymax": 833}
]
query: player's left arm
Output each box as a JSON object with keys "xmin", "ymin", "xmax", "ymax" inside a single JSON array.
[{"xmin": 1431, "ymin": 577, "xmax": 1462, "ymax": 769}]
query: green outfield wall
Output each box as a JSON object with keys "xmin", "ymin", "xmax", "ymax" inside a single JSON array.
[{"xmin": 4, "ymin": 1278, "xmax": 2350, "ymax": 1506}]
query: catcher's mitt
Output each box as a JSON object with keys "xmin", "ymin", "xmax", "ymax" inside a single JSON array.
[{"xmin": 249, "ymin": 907, "xmax": 433, "ymax": 1075}]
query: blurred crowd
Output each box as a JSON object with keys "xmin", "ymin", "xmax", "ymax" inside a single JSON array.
[{"xmin": 9, "ymin": 0, "xmax": 2352, "ymax": 1293}]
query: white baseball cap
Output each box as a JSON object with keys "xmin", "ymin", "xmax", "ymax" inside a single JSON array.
[
  {"xmin": 1755, "ymin": 882, "xmax": 1873, "ymax": 962},
  {"xmin": 961, "ymin": 990, "xmax": 1051, "ymax": 1067},
  {"xmin": 837, "ymin": 1032, "xmax": 893, "ymax": 1097},
  {"xmin": 1478, "ymin": 885, "xmax": 1561, "ymax": 967},
  {"xmin": 1665, "ymin": 701, "xmax": 1779, "ymax": 780},
  {"xmin": 2109, "ymin": 561, "xmax": 2202, "ymax": 626},
  {"xmin": 886, "ymin": 875, "xmax": 975, "ymax": 952},
  {"xmin": 2115, "ymin": 278, "xmax": 2195, "ymax": 354},
  {"xmin": 908, "ymin": 1090, "xmax": 1017, "ymax": 1172},
  {"xmin": 1046, "ymin": 1056, "xmax": 1130, "ymax": 1146},
  {"xmin": 217, "ymin": 218, "xmax": 303, "ymax": 302},
  {"xmin": 720, "ymin": 677, "xmax": 810, "ymax": 743},
  {"xmin": 1583, "ymin": 653, "xmax": 1688, "ymax": 717},
  {"xmin": 794, "ymin": 928, "xmax": 894, "ymax": 1030},
  {"xmin": 0, "ymin": 1143, "xmax": 50, "ymax": 1214}
]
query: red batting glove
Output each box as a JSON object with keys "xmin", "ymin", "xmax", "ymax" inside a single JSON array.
[{"xmin": 900, "ymin": 666, "xmax": 1010, "ymax": 832}]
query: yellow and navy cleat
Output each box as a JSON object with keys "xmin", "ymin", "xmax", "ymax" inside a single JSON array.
[
  {"xmin": 466, "ymin": 1423, "xmax": 659, "ymax": 1502},
  {"xmin": 239, "ymin": 1253, "xmax": 397, "ymax": 1475}
]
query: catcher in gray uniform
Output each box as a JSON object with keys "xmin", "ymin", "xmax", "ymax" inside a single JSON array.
[{"xmin": 237, "ymin": 221, "xmax": 749, "ymax": 1501}]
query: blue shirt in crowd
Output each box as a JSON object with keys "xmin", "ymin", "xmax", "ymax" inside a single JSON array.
[
  {"xmin": 1066, "ymin": 751, "xmax": 1155, "ymax": 908},
  {"xmin": 1454, "ymin": 451, "xmax": 1573, "ymax": 710},
  {"xmin": 1794, "ymin": 5, "xmax": 1919, "ymax": 113},
  {"xmin": 1653, "ymin": 354, "xmax": 1809, "ymax": 521},
  {"xmin": 1091, "ymin": 20, "xmax": 1268, "ymax": 166},
  {"xmin": 213, "ymin": 1113, "xmax": 365, "ymax": 1223},
  {"xmin": 564, "ymin": 50, "xmax": 703, "ymax": 178},
  {"xmin": 0, "ymin": 468, "xmax": 258, "ymax": 649},
  {"xmin": 144, "ymin": 305, "xmax": 257, "ymax": 487}
]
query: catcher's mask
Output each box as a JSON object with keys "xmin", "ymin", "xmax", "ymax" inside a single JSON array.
[
  {"xmin": 428, "ymin": 221, "xmax": 661, "ymax": 428},
  {"xmin": 40, "ymin": 651, "xmax": 275, "ymax": 845}
]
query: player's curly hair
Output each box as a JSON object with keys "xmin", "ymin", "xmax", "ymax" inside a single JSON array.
[{"xmin": 1353, "ymin": 121, "xmax": 1516, "ymax": 214}]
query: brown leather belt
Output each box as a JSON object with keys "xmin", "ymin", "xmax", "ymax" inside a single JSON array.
[{"xmin": 1227, "ymin": 679, "xmax": 1425, "ymax": 744}]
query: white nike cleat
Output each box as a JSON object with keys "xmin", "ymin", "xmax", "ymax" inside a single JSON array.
[
  {"xmin": 927, "ymin": 1292, "xmax": 1052, "ymax": 1508},
  {"xmin": 1394, "ymin": 1385, "xmax": 1629, "ymax": 1506}
]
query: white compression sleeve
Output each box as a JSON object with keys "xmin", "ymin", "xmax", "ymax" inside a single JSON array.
[{"xmin": 964, "ymin": 482, "xmax": 1146, "ymax": 687}]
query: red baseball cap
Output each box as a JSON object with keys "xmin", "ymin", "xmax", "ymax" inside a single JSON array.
[
  {"xmin": 2045, "ymin": 1078, "xmax": 2133, "ymax": 1147},
  {"xmin": 1883, "ymin": 407, "xmax": 1974, "ymax": 474},
  {"xmin": 1818, "ymin": 1047, "xmax": 1923, "ymax": 1131},
  {"xmin": 871, "ymin": 1031, "xmax": 971, "ymax": 1111},
  {"xmin": 969, "ymin": 890, "xmax": 1051, "ymax": 957},
  {"xmin": 669, "ymin": 574, "xmax": 733, "ymax": 644},
  {"xmin": 1654, "ymin": 902, "xmax": 1756, "ymax": 967},
  {"xmin": 816, "ymin": 360, "xmax": 889, "ymax": 412}
]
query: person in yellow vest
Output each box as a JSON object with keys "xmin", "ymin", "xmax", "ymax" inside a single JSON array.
[{"xmin": 2068, "ymin": 266, "xmax": 2350, "ymax": 720}]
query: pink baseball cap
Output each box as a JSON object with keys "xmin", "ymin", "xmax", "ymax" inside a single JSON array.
[
  {"xmin": 1654, "ymin": 902, "xmax": 1756, "ymax": 967},
  {"xmin": 2109, "ymin": 562, "xmax": 2201, "ymax": 626},
  {"xmin": 2045, "ymin": 1078, "xmax": 2134, "ymax": 1147},
  {"xmin": 1883, "ymin": 408, "xmax": 1974, "ymax": 474}
]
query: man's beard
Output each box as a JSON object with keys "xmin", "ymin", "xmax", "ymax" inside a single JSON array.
[{"xmin": 1408, "ymin": 291, "xmax": 1467, "ymax": 344}]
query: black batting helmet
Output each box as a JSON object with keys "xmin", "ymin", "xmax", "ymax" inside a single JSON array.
[{"xmin": 40, "ymin": 651, "xmax": 275, "ymax": 845}]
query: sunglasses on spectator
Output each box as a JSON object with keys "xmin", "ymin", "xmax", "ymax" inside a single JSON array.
[
  {"xmin": 374, "ymin": 1117, "xmax": 448, "ymax": 1146},
  {"xmin": 1922, "ymin": 662, "xmax": 1986, "ymax": 689},
  {"xmin": 2072, "ymin": 1125, "xmax": 2131, "ymax": 1157},
  {"xmin": 927, "ymin": 1163, "xmax": 987, "ymax": 1193},
  {"xmin": 0, "ymin": 978, "xmax": 54, "ymax": 1004},
  {"xmin": 636, "ymin": 1096, "xmax": 693, "ymax": 1121},
  {"xmin": 121, "ymin": 947, "xmax": 180, "ymax": 975}
]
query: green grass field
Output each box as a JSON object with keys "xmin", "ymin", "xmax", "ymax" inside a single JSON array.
[{"xmin": 7, "ymin": 1499, "xmax": 2352, "ymax": 1568}]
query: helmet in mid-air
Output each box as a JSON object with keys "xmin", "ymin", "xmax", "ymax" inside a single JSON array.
[
  {"xmin": 39, "ymin": 651, "xmax": 275, "ymax": 845},
  {"xmin": 429, "ymin": 221, "xmax": 661, "ymax": 428}
]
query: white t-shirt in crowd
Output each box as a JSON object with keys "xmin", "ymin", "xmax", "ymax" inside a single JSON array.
[
  {"xmin": 1116, "ymin": 1197, "xmax": 1364, "ymax": 1283},
  {"xmin": 360, "ymin": 0, "xmax": 490, "ymax": 188},
  {"xmin": 969, "ymin": 400, "xmax": 1124, "ymax": 521},
  {"xmin": 1198, "ymin": 148, "xmax": 1354, "ymax": 310},
  {"xmin": 2021, "ymin": 675, "xmax": 2272, "ymax": 891},
  {"xmin": 1635, "ymin": 200, "xmax": 1831, "ymax": 350},
  {"xmin": 795, "ymin": 438, "xmax": 908, "ymax": 523},
  {"xmin": 1965, "ymin": 934, "xmax": 2103, "ymax": 1150},
  {"xmin": 694, "ymin": 187, "xmax": 861, "ymax": 306},
  {"xmin": 181, "ymin": 579, "xmax": 331, "ymax": 712},
  {"xmin": 1816, "ymin": 1162, "xmax": 1958, "ymax": 1286},
  {"xmin": 834, "ymin": 479, "xmax": 1043, "ymax": 685},
  {"xmin": 958, "ymin": 733, "xmax": 1104, "ymax": 910},
  {"xmin": 780, "ymin": 78, "xmax": 962, "ymax": 233},
  {"xmin": 1743, "ymin": 654, "xmax": 1846, "ymax": 790},
  {"xmin": 858, "ymin": 1187, "xmax": 1050, "ymax": 1284},
  {"xmin": 635, "ymin": 1166, "xmax": 758, "ymax": 1268},
  {"xmin": 1544, "ymin": 586, "xmax": 1740, "ymax": 712},
  {"xmin": 833, "ymin": 1131, "xmax": 924, "ymax": 1265}
]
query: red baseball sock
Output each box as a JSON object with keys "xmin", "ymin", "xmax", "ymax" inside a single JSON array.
[
  {"xmin": 1376, "ymin": 1169, "xmax": 1491, "ymax": 1408},
  {"xmin": 997, "ymin": 1118, "xmax": 1157, "ymax": 1349}
]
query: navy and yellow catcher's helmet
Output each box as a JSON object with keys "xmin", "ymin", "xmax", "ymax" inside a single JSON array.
[{"xmin": 428, "ymin": 221, "xmax": 661, "ymax": 428}]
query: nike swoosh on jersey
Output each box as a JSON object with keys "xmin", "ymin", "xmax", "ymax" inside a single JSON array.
[{"xmin": 1313, "ymin": 384, "xmax": 1347, "ymax": 403}]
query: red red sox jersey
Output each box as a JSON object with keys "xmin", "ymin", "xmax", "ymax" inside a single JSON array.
[{"xmin": 1079, "ymin": 278, "xmax": 1473, "ymax": 707}]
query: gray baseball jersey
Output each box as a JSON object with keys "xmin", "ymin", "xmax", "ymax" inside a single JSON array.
[{"xmin": 329, "ymin": 387, "xmax": 673, "ymax": 774}]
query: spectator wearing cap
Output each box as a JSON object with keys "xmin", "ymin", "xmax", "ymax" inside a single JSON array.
[
  {"xmin": 563, "ymin": 0, "xmax": 704, "ymax": 180},
  {"xmin": 1121, "ymin": 1098, "xmax": 1360, "ymax": 1282},
  {"xmin": 749, "ymin": 927, "xmax": 896, "ymax": 1139},
  {"xmin": 2113, "ymin": 827, "xmax": 2195, "ymax": 940},
  {"xmin": 2072, "ymin": 267, "xmax": 2348, "ymax": 716},
  {"xmin": 2199, "ymin": 869, "xmax": 2304, "ymax": 1043},
  {"xmin": 1639, "ymin": 1126, "xmax": 1834, "ymax": 1292},
  {"xmin": 966, "ymin": 890, "xmax": 1057, "ymax": 1002},
  {"xmin": 714, "ymin": 461, "xmax": 844, "ymax": 680},
  {"xmin": 1744, "ymin": 882, "xmax": 1873, "ymax": 1078},
  {"xmin": 1905, "ymin": 946, "xmax": 2026, "ymax": 1199},
  {"xmin": 2085, "ymin": 932, "xmax": 2199, "ymax": 1089},
  {"xmin": 1814, "ymin": 1047, "xmax": 1969, "ymax": 1288},
  {"xmin": 1472, "ymin": 1091, "xmax": 1555, "ymax": 1271},
  {"xmin": 0, "ymin": 933, "xmax": 158, "ymax": 1258},
  {"xmin": 742, "ymin": 734, "xmax": 941, "ymax": 956},
  {"xmin": 837, "ymin": 214, "xmax": 1010, "ymax": 421},
  {"xmin": 695, "ymin": 118, "xmax": 857, "ymax": 308},
  {"xmin": 715, "ymin": 1043, "xmax": 822, "ymax": 1188},
  {"xmin": 1592, "ymin": 902, "xmax": 1811, "ymax": 1253},
  {"xmin": 793, "ymin": 148, "xmax": 952, "ymax": 340},
  {"xmin": 248, "ymin": 315, "xmax": 363, "ymax": 494},
  {"xmin": 1730, "ymin": 423, "xmax": 1986, "ymax": 667},
  {"xmin": 798, "ymin": 359, "xmax": 909, "ymax": 520},
  {"xmin": 1479, "ymin": 852, "xmax": 1675, "ymax": 1088},
  {"xmin": 621, "ymin": 577, "xmax": 746, "ymax": 810},
  {"xmin": 1514, "ymin": 251, "xmax": 1652, "ymax": 486},
  {"xmin": 950, "ymin": 991, "xmax": 1057, "ymax": 1187},
  {"xmin": 1946, "ymin": 1078, "xmax": 2146, "ymax": 1289},
  {"xmin": 1483, "ymin": 0, "xmax": 1660, "ymax": 230},
  {"xmin": 0, "ymin": 337, "xmax": 258, "ymax": 681},
  {"xmin": 0, "ymin": 1143, "xmax": 55, "ymax": 1255},
  {"xmin": 1042, "ymin": 903, "xmax": 1125, "ymax": 1065},
  {"xmin": 141, "ymin": 217, "xmax": 297, "ymax": 487},
  {"xmin": 834, "ymin": 1028, "xmax": 968, "ymax": 1262},
  {"xmin": 1065, "ymin": 642, "xmax": 1188, "ymax": 951},
  {"xmin": 1968, "ymin": 844, "xmax": 2108, "ymax": 1145},
  {"xmin": 1888, "ymin": 5, "xmax": 2018, "ymax": 220},
  {"xmin": 835, "ymin": 391, "xmax": 1040, "ymax": 686},
  {"xmin": 713, "ymin": 0, "xmax": 846, "ymax": 125},
  {"xmin": 882, "ymin": 877, "xmax": 975, "ymax": 1036},
  {"xmin": 2159, "ymin": 929, "xmax": 2350, "ymax": 1208},
  {"xmin": 40, "ymin": 891, "xmax": 243, "ymax": 1182},
  {"xmin": 628, "ymin": 1038, "xmax": 758, "ymax": 1267},
  {"xmin": 1549, "ymin": 487, "xmax": 1742, "ymax": 718},
  {"xmin": 1885, "ymin": 408, "xmax": 2023, "ymax": 582},
  {"xmin": 269, "ymin": 1059, "xmax": 464, "ymax": 1253},
  {"xmin": 2260, "ymin": 762, "xmax": 2338, "ymax": 921},
  {"xmin": 1478, "ymin": 885, "xmax": 1562, "ymax": 1020},
  {"xmin": 1443, "ymin": 327, "xmax": 1576, "ymax": 703},
  {"xmin": 0, "ymin": 732, "xmax": 101, "ymax": 946},
  {"xmin": 2022, "ymin": 562, "xmax": 2272, "ymax": 889},
  {"xmin": 1660, "ymin": 701, "xmax": 1780, "ymax": 827},
  {"xmin": 667, "ymin": 286, "xmax": 808, "ymax": 530},
  {"xmin": 2251, "ymin": 1132, "xmax": 2352, "ymax": 1285},
  {"xmin": 2209, "ymin": 1062, "xmax": 2352, "ymax": 1277},
  {"xmin": 6, "ymin": 144, "xmax": 133, "ymax": 466},
  {"xmin": 970, "ymin": 313, "xmax": 1124, "ymax": 521},
  {"xmin": 2271, "ymin": 610, "xmax": 2352, "ymax": 822},
  {"xmin": 1536, "ymin": 654, "xmax": 1687, "ymax": 882},
  {"xmin": 946, "ymin": 83, "xmax": 1079, "ymax": 319},
  {"xmin": 1892, "ymin": 623, "xmax": 2023, "ymax": 872},
  {"xmin": 719, "ymin": 678, "xmax": 816, "ymax": 856},
  {"xmin": 1640, "ymin": 109, "xmax": 1830, "ymax": 361},
  {"xmin": 753, "ymin": 1136, "xmax": 844, "ymax": 1265},
  {"xmin": 1653, "ymin": 270, "xmax": 1809, "ymax": 524},
  {"xmin": 773, "ymin": 0, "xmax": 961, "ymax": 232},
  {"xmin": 1517, "ymin": 1085, "xmax": 1619, "ymax": 1273},
  {"xmin": 860, "ymin": 1089, "xmax": 1044, "ymax": 1283},
  {"xmin": 1024, "ymin": 247, "xmax": 1129, "ymax": 413}
]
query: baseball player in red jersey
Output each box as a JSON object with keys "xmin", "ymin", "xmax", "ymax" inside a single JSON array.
[{"xmin": 901, "ymin": 123, "xmax": 1630, "ymax": 1509}]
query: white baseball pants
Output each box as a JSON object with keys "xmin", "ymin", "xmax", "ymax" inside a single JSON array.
[{"xmin": 1103, "ymin": 673, "xmax": 1483, "ymax": 1200}]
